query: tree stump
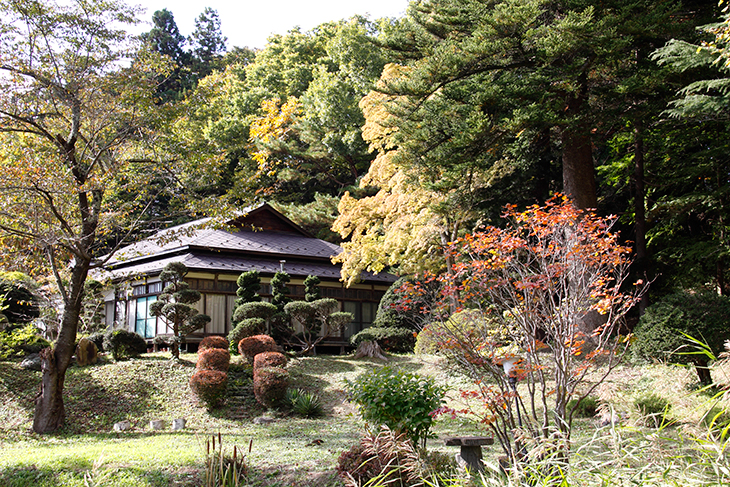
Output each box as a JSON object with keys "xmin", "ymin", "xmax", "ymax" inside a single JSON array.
[{"xmin": 354, "ymin": 340, "xmax": 387, "ymax": 360}]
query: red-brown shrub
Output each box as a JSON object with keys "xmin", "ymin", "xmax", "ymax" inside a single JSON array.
[
  {"xmin": 238, "ymin": 334, "xmax": 277, "ymax": 362},
  {"xmin": 189, "ymin": 369, "xmax": 228, "ymax": 410},
  {"xmin": 336, "ymin": 441, "xmax": 383, "ymax": 486},
  {"xmin": 196, "ymin": 348, "xmax": 230, "ymax": 372},
  {"xmin": 199, "ymin": 335, "xmax": 229, "ymax": 351},
  {"xmin": 253, "ymin": 351, "xmax": 287, "ymax": 370},
  {"xmin": 253, "ymin": 366, "xmax": 289, "ymax": 408}
]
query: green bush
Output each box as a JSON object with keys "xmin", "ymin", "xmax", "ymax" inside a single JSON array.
[
  {"xmin": 344, "ymin": 365, "xmax": 446, "ymax": 448},
  {"xmin": 190, "ymin": 369, "xmax": 228, "ymax": 410},
  {"xmin": 253, "ymin": 366, "xmax": 289, "ymax": 408},
  {"xmin": 372, "ymin": 276, "xmax": 434, "ymax": 331},
  {"xmin": 414, "ymin": 323, "xmax": 440, "ymax": 355},
  {"xmin": 632, "ymin": 290, "xmax": 730, "ymax": 385},
  {"xmin": 103, "ymin": 329, "xmax": 147, "ymax": 360},
  {"xmin": 0, "ymin": 324, "xmax": 50, "ymax": 359},
  {"xmin": 285, "ymin": 388, "xmax": 324, "ymax": 418},
  {"xmin": 567, "ymin": 396, "xmax": 599, "ymax": 418},
  {"xmin": 414, "ymin": 310, "xmax": 506, "ymax": 357},
  {"xmin": 634, "ymin": 393, "xmax": 670, "ymax": 427},
  {"xmin": 350, "ymin": 326, "xmax": 416, "ymax": 353}
]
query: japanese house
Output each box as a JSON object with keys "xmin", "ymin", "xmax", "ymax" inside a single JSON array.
[{"xmin": 100, "ymin": 203, "xmax": 396, "ymax": 348}]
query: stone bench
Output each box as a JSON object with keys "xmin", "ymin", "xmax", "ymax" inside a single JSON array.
[{"xmin": 444, "ymin": 436, "xmax": 494, "ymax": 473}]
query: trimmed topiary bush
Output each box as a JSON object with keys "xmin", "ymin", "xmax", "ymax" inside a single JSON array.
[
  {"xmin": 197, "ymin": 348, "xmax": 231, "ymax": 372},
  {"xmin": 253, "ymin": 366, "xmax": 289, "ymax": 408},
  {"xmin": 103, "ymin": 329, "xmax": 147, "ymax": 361},
  {"xmin": 228, "ymin": 318, "xmax": 265, "ymax": 354},
  {"xmin": 190, "ymin": 369, "xmax": 228, "ymax": 410},
  {"xmin": 238, "ymin": 334, "xmax": 278, "ymax": 362},
  {"xmin": 199, "ymin": 336, "xmax": 229, "ymax": 352},
  {"xmin": 350, "ymin": 326, "xmax": 416, "ymax": 353},
  {"xmin": 253, "ymin": 351, "xmax": 287, "ymax": 370},
  {"xmin": 632, "ymin": 290, "xmax": 730, "ymax": 385}
]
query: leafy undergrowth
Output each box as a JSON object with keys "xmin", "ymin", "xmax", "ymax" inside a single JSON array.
[{"xmin": 1, "ymin": 352, "xmax": 729, "ymax": 486}]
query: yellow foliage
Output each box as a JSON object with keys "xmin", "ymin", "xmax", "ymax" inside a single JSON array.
[{"xmin": 249, "ymin": 97, "xmax": 302, "ymax": 176}]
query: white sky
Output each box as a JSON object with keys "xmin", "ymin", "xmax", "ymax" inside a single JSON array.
[{"xmin": 132, "ymin": 0, "xmax": 410, "ymax": 49}]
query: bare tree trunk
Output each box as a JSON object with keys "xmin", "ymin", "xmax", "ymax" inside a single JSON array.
[
  {"xmin": 633, "ymin": 123, "xmax": 650, "ymax": 314},
  {"xmin": 561, "ymin": 129, "xmax": 596, "ymax": 210},
  {"xmin": 33, "ymin": 259, "xmax": 89, "ymax": 433}
]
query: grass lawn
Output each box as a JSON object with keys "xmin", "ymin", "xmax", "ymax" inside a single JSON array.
[{"xmin": 1, "ymin": 351, "xmax": 729, "ymax": 486}]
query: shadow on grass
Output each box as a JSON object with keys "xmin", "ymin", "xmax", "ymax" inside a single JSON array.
[
  {"xmin": 0, "ymin": 360, "xmax": 41, "ymax": 421},
  {"xmin": 0, "ymin": 463, "xmax": 199, "ymax": 487}
]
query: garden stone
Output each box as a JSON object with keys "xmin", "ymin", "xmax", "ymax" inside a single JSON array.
[
  {"xmin": 21, "ymin": 353, "xmax": 42, "ymax": 371},
  {"xmin": 76, "ymin": 337, "xmax": 98, "ymax": 366},
  {"xmin": 171, "ymin": 418, "xmax": 186, "ymax": 430},
  {"xmin": 113, "ymin": 420, "xmax": 131, "ymax": 432},
  {"xmin": 149, "ymin": 419, "xmax": 165, "ymax": 430},
  {"xmin": 253, "ymin": 416, "xmax": 275, "ymax": 424}
]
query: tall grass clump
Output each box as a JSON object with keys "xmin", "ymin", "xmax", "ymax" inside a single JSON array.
[{"xmin": 203, "ymin": 433, "xmax": 248, "ymax": 487}]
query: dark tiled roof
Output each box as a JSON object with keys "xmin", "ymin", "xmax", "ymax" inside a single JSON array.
[
  {"xmin": 108, "ymin": 222, "xmax": 342, "ymax": 266},
  {"xmin": 102, "ymin": 252, "xmax": 395, "ymax": 284}
]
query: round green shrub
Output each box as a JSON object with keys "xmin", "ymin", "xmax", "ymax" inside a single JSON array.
[
  {"xmin": 103, "ymin": 329, "xmax": 147, "ymax": 360},
  {"xmin": 197, "ymin": 348, "xmax": 231, "ymax": 372},
  {"xmin": 253, "ymin": 366, "xmax": 289, "ymax": 408},
  {"xmin": 238, "ymin": 334, "xmax": 277, "ymax": 362},
  {"xmin": 190, "ymin": 369, "xmax": 228, "ymax": 410},
  {"xmin": 253, "ymin": 351, "xmax": 287, "ymax": 370},
  {"xmin": 567, "ymin": 396, "xmax": 598, "ymax": 418},
  {"xmin": 632, "ymin": 290, "xmax": 730, "ymax": 384},
  {"xmin": 415, "ymin": 310, "xmax": 506, "ymax": 357},
  {"xmin": 199, "ymin": 335, "xmax": 229, "ymax": 352},
  {"xmin": 344, "ymin": 365, "xmax": 446, "ymax": 448},
  {"xmin": 414, "ymin": 323, "xmax": 440, "ymax": 355},
  {"xmin": 372, "ymin": 277, "xmax": 434, "ymax": 331},
  {"xmin": 634, "ymin": 393, "xmax": 670, "ymax": 427},
  {"xmin": 350, "ymin": 327, "xmax": 415, "ymax": 353},
  {"xmin": 0, "ymin": 324, "xmax": 50, "ymax": 360}
]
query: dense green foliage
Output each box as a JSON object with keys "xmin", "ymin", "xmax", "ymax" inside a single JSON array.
[
  {"xmin": 350, "ymin": 326, "xmax": 416, "ymax": 353},
  {"xmin": 103, "ymin": 329, "xmax": 147, "ymax": 361},
  {"xmin": 344, "ymin": 366, "xmax": 446, "ymax": 448},
  {"xmin": 0, "ymin": 325, "xmax": 49, "ymax": 360},
  {"xmin": 632, "ymin": 290, "xmax": 730, "ymax": 384}
]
